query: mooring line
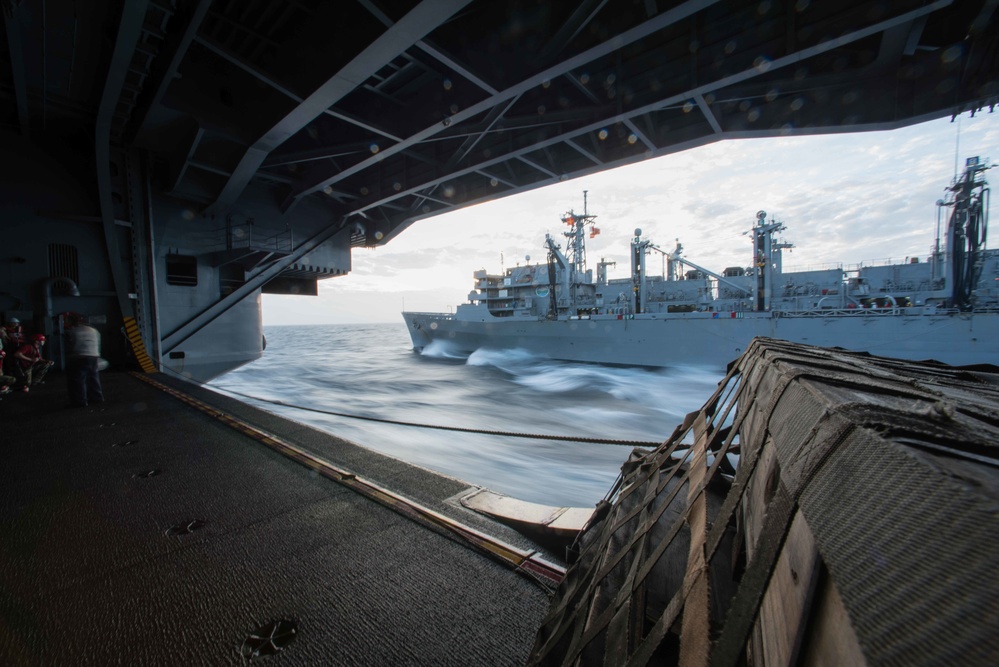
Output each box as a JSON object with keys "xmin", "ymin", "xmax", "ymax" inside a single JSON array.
[
  {"xmin": 134, "ymin": 372, "xmax": 566, "ymax": 589},
  {"xmin": 212, "ymin": 386, "xmax": 663, "ymax": 448}
]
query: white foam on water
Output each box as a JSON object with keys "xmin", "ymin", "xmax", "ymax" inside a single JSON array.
[
  {"xmin": 466, "ymin": 346, "xmax": 543, "ymax": 369},
  {"xmin": 419, "ymin": 339, "xmax": 468, "ymax": 359},
  {"xmin": 212, "ymin": 323, "xmax": 730, "ymax": 506}
]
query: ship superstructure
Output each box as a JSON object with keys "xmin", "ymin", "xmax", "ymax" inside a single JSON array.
[{"xmin": 404, "ymin": 158, "xmax": 997, "ymax": 368}]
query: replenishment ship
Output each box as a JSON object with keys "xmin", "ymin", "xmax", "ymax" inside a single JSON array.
[{"xmin": 403, "ymin": 157, "xmax": 997, "ymax": 368}]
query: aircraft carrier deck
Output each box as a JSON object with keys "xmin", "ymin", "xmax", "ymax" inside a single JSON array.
[{"xmin": 0, "ymin": 371, "xmax": 557, "ymax": 664}]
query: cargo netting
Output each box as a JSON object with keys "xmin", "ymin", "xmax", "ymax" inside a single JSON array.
[{"xmin": 528, "ymin": 337, "xmax": 999, "ymax": 666}]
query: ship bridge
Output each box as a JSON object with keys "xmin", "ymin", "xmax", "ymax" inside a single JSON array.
[{"xmin": 1, "ymin": 0, "xmax": 998, "ymax": 379}]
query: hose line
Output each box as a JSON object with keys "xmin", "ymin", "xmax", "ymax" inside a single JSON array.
[{"xmin": 215, "ymin": 386, "xmax": 663, "ymax": 448}]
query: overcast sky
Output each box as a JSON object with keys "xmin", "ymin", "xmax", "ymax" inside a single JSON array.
[{"xmin": 263, "ymin": 112, "xmax": 999, "ymax": 325}]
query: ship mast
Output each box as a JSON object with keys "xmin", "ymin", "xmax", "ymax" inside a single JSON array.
[
  {"xmin": 943, "ymin": 156, "xmax": 990, "ymax": 311},
  {"xmin": 543, "ymin": 192, "xmax": 600, "ymax": 317},
  {"xmin": 750, "ymin": 211, "xmax": 791, "ymax": 312},
  {"xmin": 561, "ymin": 190, "xmax": 598, "ymax": 276}
]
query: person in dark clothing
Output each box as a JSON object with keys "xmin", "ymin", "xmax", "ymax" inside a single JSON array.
[
  {"xmin": 66, "ymin": 316, "xmax": 104, "ymax": 407},
  {"xmin": 2, "ymin": 317, "xmax": 23, "ymax": 378},
  {"xmin": 0, "ymin": 350, "xmax": 15, "ymax": 396}
]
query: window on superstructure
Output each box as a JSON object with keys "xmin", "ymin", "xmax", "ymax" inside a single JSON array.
[
  {"xmin": 48, "ymin": 244, "xmax": 79, "ymax": 284},
  {"xmin": 166, "ymin": 254, "xmax": 198, "ymax": 286}
]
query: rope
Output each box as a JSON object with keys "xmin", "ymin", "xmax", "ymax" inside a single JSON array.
[
  {"xmin": 213, "ymin": 386, "xmax": 664, "ymax": 448},
  {"xmin": 133, "ymin": 372, "xmax": 567, "ymax": 594}
]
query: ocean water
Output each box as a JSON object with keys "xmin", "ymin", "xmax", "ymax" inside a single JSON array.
[{"xmin": 208, "ymin": 323, "xmax": 725, "ymax": 507}]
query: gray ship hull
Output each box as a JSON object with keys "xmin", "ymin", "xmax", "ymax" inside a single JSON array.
[
  {"xmin": 402, "ymin": 309, "xmax": 999, "ymax": 369},
  {"xmin": 406, "ymin": 160, "xmax": 997, "ymax": 370}
]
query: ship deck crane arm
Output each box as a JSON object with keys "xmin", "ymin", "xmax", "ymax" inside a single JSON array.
[{"xmin": 651, "ymin": 244, "xmax": 753, "ymax": 296}]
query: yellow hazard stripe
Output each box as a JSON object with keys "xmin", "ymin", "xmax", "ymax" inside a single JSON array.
[
  {"xmin": 133, "ymin": 372, "xmax": 566, "ymax": 585},
  {"xmin": 123, "ymin": 316, "xmax": 158, "ymax": 373}
]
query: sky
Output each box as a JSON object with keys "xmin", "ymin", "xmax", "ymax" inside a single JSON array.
[{"xmin": 263, "ymin": 112, "xmax": 999, "ymax": 325}]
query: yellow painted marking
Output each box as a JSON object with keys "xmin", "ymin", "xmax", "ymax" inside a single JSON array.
[
  {"xmin": 122, "ymin": 316, "xmax": 157, "ymax": 372},
  {"xmin": 133, "ymin": 372, "xmax": 566, "ymax": 584}
]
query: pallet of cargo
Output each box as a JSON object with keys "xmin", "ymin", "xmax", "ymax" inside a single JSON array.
[{"xmin": 529, "ymin": 337, "xmax": 999, "ymax": 666}]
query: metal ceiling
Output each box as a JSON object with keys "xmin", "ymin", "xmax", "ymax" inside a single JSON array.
[{"xmin": 3, "ymin": 0, "xmax": 998, "ymax": 246}]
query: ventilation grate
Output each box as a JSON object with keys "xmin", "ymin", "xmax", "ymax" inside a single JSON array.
[{"xmin": 48, "ymin": 243, "xmax": 79, "ymax": 284}]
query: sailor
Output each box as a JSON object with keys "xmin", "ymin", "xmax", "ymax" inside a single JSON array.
[
  {"xmin": 0, "ymin": 349, "xmax": 15, "ymax": 396},
  {"xmin": 3, "ymin": 317, "xmax": 24, "ymax": 347},
  {"xmin": 1, "ymin": 317, "xmax": 23, "ymax": 377},
  {"xmin": 65, "ymin": 315, "xmax": 105, "ymax": 407},
  {"xmin": 14, "ymin": 334, "xmax": 54, "ymax": 391}
]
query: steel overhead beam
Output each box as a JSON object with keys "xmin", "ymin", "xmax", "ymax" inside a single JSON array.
[
  {"xmin": 168, "ymin": 124, "xmax": 204, "ymax": 192},
  {"xmin": 288, "ymin": 0, "xmax": 723, "ymax": 207},
  {"xmin": 404, "ymin": 179, "xmax": 446, "ymax": 210},
  {"xmin": 903, "ymin": 15, "xmax": 929, "ymax": 56},
  {"xmin": 673, "ymin": 0, "xmax": 955, "ymax": 104},
  {"xmin": 416, "ymin": 42, "xmax": 499, "ymax": 95},
  {"xmin": 874, "ymin": 23, "xmax": 912, "ymax": 69},
  {"xmin": 566, "ymin": 72, "xmax": 602, "ymax": 105},
  {"xmin": 538, "ymin": 0, "xmax": 609, "ymax": 64},
  {"xmin": 2, "ymin": 1, "xmax": 31, "ymax": 139},
  {"xmin": 357, "ymin": 0, "xmax": 499, "ymax": 95},
  {"xmin": 694, "ymin": 93, "xmax": 723, "ymax": 134},
  {"xmin": 205, "ymin": 0, "xmax": 474, "ymax": 217},
  {"xmin": 268, "ymin": 139, "xmax": 452, "ymax": 181},
  {"xmin": 192, "ymin": 34, "xmax": 300, "ymax": 99},
  {"xmin": 324, "ymin": 109, "xmax": 403, "ymax": 142},
  {"xmin": 130, "ymin": 0, "xmax": 213, "ymax": 144},
  {"xmin": 363, "ymin": 60, "xmax": 421, "ymax": 105},
  {"xmin": 565, "ymin": 138, "xmax": 602, "ymax": 165},
  {"xmin": 205, "ymin": 7, "xmax": 280, "ymax": 49},
  {"xmin": 475, "ymin": 169, "xmax": 518, "ymax": 189},
  {"xmin": 622, "ymin": 118, "xmax": 657, "ymax": 151},
  {"xmin": 327, "ymin": 0, "xmax": 959, "ymax": 238},
  {"xmin": 517, "ymin": 155, "xmax": 558, "ymax": 179},
  {"xmin": 444, "ymin": 97, "xmax": 519, "ymax": 170},
  {"xmin": 193, "ymin": 34, "xmax": 406, "ymax": 142},
  {"xmin": 352, "ymin": 0, "xmax": 956, "ymax": 221},
  {"xmin": 96, "ymin": 0, "xmax": 150, "ymax": 319},
  {"xmin": 264, "ymin": 144, "xmax": 387, "ymax": 168},
  {"xmin": 409, "ymin": 191, "xmax": 451, "ymax": 207}
]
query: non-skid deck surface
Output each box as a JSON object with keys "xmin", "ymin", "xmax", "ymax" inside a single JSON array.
[{"xmin": 0, "ymin": 371, "xmax": 551, "ymax": 665}]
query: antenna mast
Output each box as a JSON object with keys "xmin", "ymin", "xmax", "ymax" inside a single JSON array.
[{"xmin": 561, "ymin": 190, "xmax": 598, "ymax": 276}]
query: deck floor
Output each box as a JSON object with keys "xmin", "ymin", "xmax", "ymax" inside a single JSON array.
[{"xmin": 0, "ymin": 371, "xmax": 552, "ymax": 665}]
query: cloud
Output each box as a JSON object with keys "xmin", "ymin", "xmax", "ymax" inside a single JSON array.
[{"xmin": 264, "ymin": 113, "xmax": 999, "ymax": 324}]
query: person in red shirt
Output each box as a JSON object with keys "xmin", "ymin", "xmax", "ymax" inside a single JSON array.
[{"xmin": 13, "ymin": 334, "xmax": 54, "ymax": 391}]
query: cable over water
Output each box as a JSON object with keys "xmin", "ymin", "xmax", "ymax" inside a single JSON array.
[
  {"xmin": 202, "ymin": 324, "xmax": 727, "ymax": 506},
  {"xmin": 216, "ymin": 386, "xmax": 663, "ymax": 448}
]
